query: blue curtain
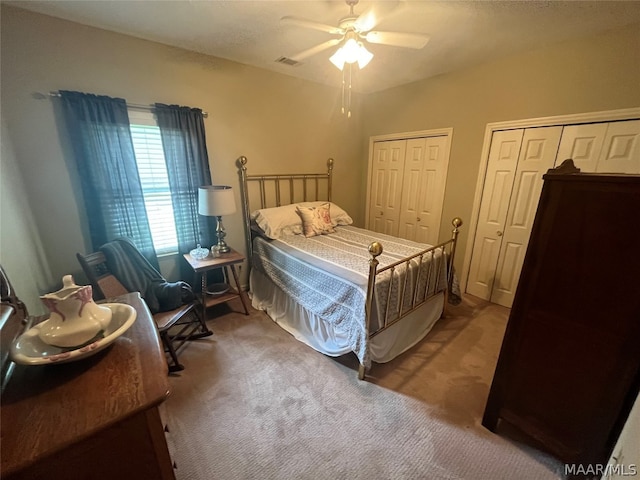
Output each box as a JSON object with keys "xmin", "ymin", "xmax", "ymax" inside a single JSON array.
[
  {"xmin": 154, "ymin": 103, "xmax": 216, "ymax": 282},
  {"xmin": 59, "ymin": 91, "xmax": 160, "ymax": 269}
]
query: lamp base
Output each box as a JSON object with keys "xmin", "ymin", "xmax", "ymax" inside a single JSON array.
[
  {"xmin": 212, "ymin": 244, "xmax": 230, "ymax": 257},
  {"xmin": 212, "ymin": 215, "xmax": 231, "ymax": 256}
]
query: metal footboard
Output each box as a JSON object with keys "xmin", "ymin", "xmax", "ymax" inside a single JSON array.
[{"xmin": 359, "ymin": 217, "xmax": 462, "ymax": 380}]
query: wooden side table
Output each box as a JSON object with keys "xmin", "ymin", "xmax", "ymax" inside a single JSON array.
[{"xmin": 183, "ymin": 248, "xmax": 250, "ymax": 319}]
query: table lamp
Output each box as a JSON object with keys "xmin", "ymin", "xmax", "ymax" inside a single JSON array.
[{"xmin": 198, "ymin": 185, "xmax": 236, "ymax": 255}]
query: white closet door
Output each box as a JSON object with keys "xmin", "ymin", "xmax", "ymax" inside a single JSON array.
[
  {"xmin": 398, "ymin": 138, "xmax": 426, "ymax": 241},
  {"xmin": 416, "ymin": 136, "xmax": 449, "ymax": 244},
  {"xmin": 490, "ymin": 126, "xmax": 563, "ymax": 307},
  {"xmin": 466, "ymin": 129, "xmax": 524, "ymax": 300},
  {"xmin": 556, "ymin": 123, "xmax": 607, "ymax": 172},
  {"xmin": 597, "ymin": 120, "xmax": 640, "ymax": 173},
  {"xmin": 397, "ymin": 136, "xmax": 448, "ymax": 244},
  {"xmin": 368, "ymin": 140, "xmax": 406, "ymax": 236}
]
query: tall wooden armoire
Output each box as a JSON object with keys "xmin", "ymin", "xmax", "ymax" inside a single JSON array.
[{"xmin": 482, "ymin": 160, "xmax": 640, "ymax": 474}]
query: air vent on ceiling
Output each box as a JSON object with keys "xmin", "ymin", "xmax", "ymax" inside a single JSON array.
[{"xmin": 275, "ymin": 56, "xmax": 301, "ymax": 67}]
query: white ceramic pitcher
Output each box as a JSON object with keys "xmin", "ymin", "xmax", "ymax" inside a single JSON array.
[{"xmin": 39, "ymin": 275, "xmax": 112, "ymax": 348}]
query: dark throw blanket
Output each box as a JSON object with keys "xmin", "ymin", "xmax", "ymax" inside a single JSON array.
[{"xmin": 100, "ymin": 238, "xmax": 194, "ymax": 314}]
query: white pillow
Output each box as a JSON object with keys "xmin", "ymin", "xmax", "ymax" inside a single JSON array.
[
  {"xmin": 251, "ymin": 202, "xmax": 353, "ymax": 239},
  {"xmin": 251, "ymin": 204, "xmax": 303, "ymax": 239}
]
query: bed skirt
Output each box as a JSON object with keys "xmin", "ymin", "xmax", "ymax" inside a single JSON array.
[{"xmin": 249, "ymin": 268, "xmax": 444, "ymax": 364}]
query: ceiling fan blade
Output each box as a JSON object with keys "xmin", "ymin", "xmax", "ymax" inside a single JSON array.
[
  {"xmin": 365, "ymin": 31, "xmax": 430, "ymax": 49},
  {"xmin": 288, "ymin": 38, "xmax": 342, "ymax": 62},
  {"xmin": 353, "ymin": 1, "xmax": 400, "ymax": 32},
  {"xmin": 281, "ymin": 16, "xmax": 343, "ymax": 35}
]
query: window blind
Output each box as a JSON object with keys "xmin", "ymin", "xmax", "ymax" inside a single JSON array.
[{"xmin": 130, "ymin": 123, "xmax": 179, "ymax": 255}]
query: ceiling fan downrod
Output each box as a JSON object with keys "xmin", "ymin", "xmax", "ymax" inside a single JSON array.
[{"xmin": 339, "ymin": 0, "xmax": 360, "ymax": 31}]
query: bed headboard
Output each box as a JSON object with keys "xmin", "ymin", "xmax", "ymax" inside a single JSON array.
[{"xmin": 236, "ymin": 156, "xmax": 334, "ymax": 260}]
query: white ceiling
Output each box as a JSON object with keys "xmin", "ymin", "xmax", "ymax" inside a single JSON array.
[{"xmin": 8, "ymin": 0, "xmax": 640, "ymax": 94}]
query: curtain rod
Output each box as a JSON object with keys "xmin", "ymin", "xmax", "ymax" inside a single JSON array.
[{"xmin": 48, "ymin": 92, "xmax": 208, "ymax": 118}]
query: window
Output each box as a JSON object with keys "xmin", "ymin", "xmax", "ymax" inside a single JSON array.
[{"xmin": 129, "ymin": 110, "xmax": 179, "ymax": 255}]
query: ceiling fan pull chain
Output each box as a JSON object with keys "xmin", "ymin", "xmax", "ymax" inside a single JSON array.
[
  {"xmin": 347, "ymin": 64, "xmax": 352, "ymax": 118},
  {"xmin": 341, "ymin": 68, "xmax": 346, "ymax": 115},
  {"xmin": 340, "ymin": 70, "xmax": 344, "ymax": 115}
]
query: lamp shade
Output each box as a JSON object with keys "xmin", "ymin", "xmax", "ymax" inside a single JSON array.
[{"xmin": 198, "ymin": 185, "xmax": 236, "ymax": 216}]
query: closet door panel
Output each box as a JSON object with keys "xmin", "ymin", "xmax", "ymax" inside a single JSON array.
[
  {"xmin": 555, "ymin": 123, "xmax": 607, "ymax": 172},
  {"xmin": 398, "ymin": 138, "xmax": 426, "ymax": 241},
  {"xmin": 398, "ymin": 168, "xmax": 421, "ymax": 240},
  {"xmin": 491, "ymin": 126, "xmax": 562, "ymax": 307},
  {"xmin": 368, "ymin": 140, "xmax": 406, "ymax": 235},
  {"xmin": 414, "ymin": 168, "xmax": 437, "ymax": 243},
  {"xmin": 467, "ymin": 129, "xmax": 523, "ymax": 300},
  {"xmin": 597, "ymin": 120, "xmax": 640, "ymax": 173},
  {"xmin": 415, "ymin": 136, "xmax": 449, "ymax": 245}
]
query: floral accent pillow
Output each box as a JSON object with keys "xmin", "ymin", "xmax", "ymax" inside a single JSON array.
[{"xmin": 296, "ymin": 203, "xmax": 336, "ymax": 238}]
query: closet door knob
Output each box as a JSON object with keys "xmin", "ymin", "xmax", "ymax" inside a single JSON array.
[
  {"xmin": 417, "ymin": 217, "xmax": 421, "ymax": 222},
  {"xmin": 496, "ymin": 231, "xmax": 503, "ymax": 237}
]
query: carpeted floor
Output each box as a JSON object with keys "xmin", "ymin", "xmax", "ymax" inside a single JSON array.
[{"xmin": 161, "ymin": 294, "xmax": 564, "ymax": 480}]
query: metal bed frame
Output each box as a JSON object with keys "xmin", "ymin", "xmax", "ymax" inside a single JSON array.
[{"xmin": 237, "ymin": 155, "xmax": 462, "ymax": 379}]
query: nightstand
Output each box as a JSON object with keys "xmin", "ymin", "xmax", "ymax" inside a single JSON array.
[{"xmin": 183, "ymin": 248, "xmax": 249, "ymax": 319}]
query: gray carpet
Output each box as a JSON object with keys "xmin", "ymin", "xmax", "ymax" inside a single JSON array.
[{"xmin": 161, "ymin": 295, "xmax": 564, "ymax": 480}]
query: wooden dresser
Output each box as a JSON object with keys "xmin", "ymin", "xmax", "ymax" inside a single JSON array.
[
  {"xmin": 1, "ymin": 292, "xmax": 176, "ymax": 480},
  {"xmin": 482, "ymin": 162, "xmax": 640, "ymax": 474}
]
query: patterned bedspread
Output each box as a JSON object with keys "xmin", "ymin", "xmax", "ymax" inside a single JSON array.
[{"xmin": 251, "ymin": 226, "xmax": 449, "ymax": 366}]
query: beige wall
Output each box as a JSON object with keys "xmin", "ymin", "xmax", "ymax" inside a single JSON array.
[
  {"xmin": 362, "ymin": 23, "xmax": 640, "ymax": 271},
  {"xmin": 1, "ymin": 120, "xmax": 52, "ymax": 315},
  {"xmin": 0, "ymin": 5, "xmax": 363, "ymax": 309}
]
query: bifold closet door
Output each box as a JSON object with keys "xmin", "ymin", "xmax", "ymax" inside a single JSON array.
[
  {"xmin": 466, "ymin": 129, "xmax": 523, "ymax": 301},
  {"xmin": 467, "ymin": 126, "xmax": 562, "ymax": 307},
  {"xmin": 557, "ymin": 120, "xmax": 640, "ymax": 173},
  {"xmin": 368, "ymin": 140, "xmax": 406, "ymax": 236},
  {"xmin": 397, "ymin": 136, "xmax": 449, "ymax": 245},
  {"xmin": 555, "ymin": 123, "xmax": 608, "ymax": 171},
  {"xmin": 489, "ymin": 126, "xmax": 562, "ymax": 307}
]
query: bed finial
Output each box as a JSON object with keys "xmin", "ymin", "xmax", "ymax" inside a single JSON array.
[
  {"xmin": 452, "ymin": 217, "xmax": 463, "ymax": 230},
  {"xmin": 327, "ymin": 158, "xmax": 334, "ymax": 170},
  {"xmin": 237, "ymin": 155, "xmax": 248, "ymax": 170},
  {"xmin": 368, "ymin": 242, "xmax": 383, "ymax": 257}
]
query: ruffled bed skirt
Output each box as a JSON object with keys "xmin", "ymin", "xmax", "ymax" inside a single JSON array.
[{"xmin": 249, "ymin": 268, "xmax": 444, "ymax": 364}]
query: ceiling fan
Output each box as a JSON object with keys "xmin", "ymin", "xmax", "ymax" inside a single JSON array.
[{"xmin": 281, "ymin": 0, "xmax": 430, "ymax": 69}]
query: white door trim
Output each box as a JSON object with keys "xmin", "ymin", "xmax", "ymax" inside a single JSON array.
[
  {"xmin": 461, "ymin": 107, "xmax": 640, "ymax": 295},
  {"xmin": 366, "ymin": 128, "xmax": 454, "ymax": 233}
]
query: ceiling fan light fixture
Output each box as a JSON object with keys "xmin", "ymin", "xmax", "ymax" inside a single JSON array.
[
  {"xmin": 329, "ymin": 48, "xmax": 346, "ymax": 70},
  {"xmin": 356, "ymin": 44, "xmax": 373, "ymax": 69},
  {"xmin": 329, "ymin": 39, "xmax": 373, "ymax": 71},
  {"xmin": 342, "ymin": 38, "xmax": 361, "ymax": 64}
]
